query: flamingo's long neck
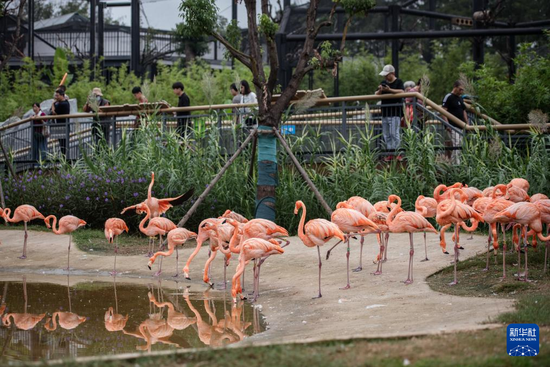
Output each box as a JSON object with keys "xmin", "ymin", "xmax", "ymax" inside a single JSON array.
[
  {"xmin": 139, "ymin": 205, "xmax": 152, "ymax": 234},
  {"xmin": 4, "ymin": 209, "xmax": 14, "ymax": 223},
  {"xmin": 46, "ymin": 215, "xmax": 60, "ymax": 234},
  {"xmin": 228, "ymin": 222, "xmax": 240, "ymax": 253},
  {"xmin": 386, "ymin": 197, "xmax": 402, "ymax": 226},
  {"xmin": 494, "ymin": 184, "xmax": 507, "ymax": 199},
  {"xmin": 148, "ymin": 173, "xmax": 154, "ymax": 201},
  {"xmin": 433, "ymin": 185, "xmax": 446, "ymax": 202},
  {"xmin": 440, "ymin": 189, "xmax": 458, "ymax": 218},
  {"xmin": 297, "ymin": 204, "xmax": 307, "ymax": 242}
]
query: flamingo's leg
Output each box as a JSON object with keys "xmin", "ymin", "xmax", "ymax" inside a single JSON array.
[
  {"xmin": 340, "ymin": 237, "xmax": 351, "ymax": 290},
  {"xmin": 326, "ymin": 239, "xmax": 343, "ymax": 260},
  {"xmin": 110, "ymin": 236, "xmax": 119, "ymax": 276},
  {"xmin": 65, "ymin": 236, "xmax": 72, "ymax": 271},
  {"xmin": 313, "ymin": 246, "xmax": 323, "ymax": 299},
  {"xmin": 421, "ymin": 231, "xmax": 429, "ymax": 262},
  {"xmin": 353, "ymin": 235, "xmax": 364, "ymax": 272},
  {"xmin": 449, "ymin": 225, "xmax": 459, "ymax": 286},
  {"xmin": 404, "ymin": 233, "xmax": 414, "ymax": 284},
  {"xmin": 382, "ymin": 233, "xmax": 389, "ymax": 262},
  {"xmin": 173, "ymin": 246, "xmax": 179, "ymax": 278},
  {"xmin": 373, "ymin": 234, "xmax": 384, "ymax": 275},
  {"xmin": 19, "ymin": 221, "xmax": 28, "ymax": 259}
]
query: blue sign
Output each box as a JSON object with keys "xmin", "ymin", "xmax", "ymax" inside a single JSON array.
[
  {"xmin": 281, "ymin": 125, "xmax": 296, "ymax": 135},
  {"xmin": 507, "ymin": 324, "xmax": 539, "ymax": 356}
]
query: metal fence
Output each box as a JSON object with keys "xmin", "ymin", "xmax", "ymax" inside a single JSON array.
[{"xmin": 0, "ymin": 94, "xmax": 548, "ymax": 173}]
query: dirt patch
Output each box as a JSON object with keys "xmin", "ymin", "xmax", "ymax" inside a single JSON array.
[{"xmin": 0, "ymin": 228, "xmax": 514, "ymax": 345}]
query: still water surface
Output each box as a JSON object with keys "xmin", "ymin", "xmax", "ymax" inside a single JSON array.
[{"xmin": 0, "ymin": 276, "xmax": 265, "ymax": 362}]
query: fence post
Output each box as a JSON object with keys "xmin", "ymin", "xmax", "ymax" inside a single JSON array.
[
  {"xmin": 111, "ymin": 117, "xmax": 117, "ymax": 149},
  {"xmin": 65, "ymin": 120, "xmax": 70, "ymax": 160},
  {"xmin": 412, "ymin": 96, "xmax": 418, "ymax": 128},
  {"xmin": 341, "ymin": 101, "xmax": 347, "ymax": 141}
]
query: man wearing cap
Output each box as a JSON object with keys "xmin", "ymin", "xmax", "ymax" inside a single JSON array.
[
  {"xmin": 375, "ymin": 64, "xmax": 404, "ymax": 161},
  {"xmin": 84, "ymin": 87, "xmax": 111, "ymax": 144}
]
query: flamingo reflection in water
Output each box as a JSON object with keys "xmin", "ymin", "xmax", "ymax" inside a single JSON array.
[
  {"xmin": 104, "ymin": 276, "xmax": 129, "ymax": 332},
  {"xmin": 44, "ymin": 275, "xmax": 86, "ymax": 331},
  {"xmin": 1, "ymin": 276, "xmax": 46, "ymax": 330}
]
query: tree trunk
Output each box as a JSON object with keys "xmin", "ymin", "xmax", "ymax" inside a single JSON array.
[{"xmin": 255, "ymin": 126, "xmax": 277, "ymax": 221}]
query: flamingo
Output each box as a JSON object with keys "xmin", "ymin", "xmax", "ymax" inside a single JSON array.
[
  {"xmin": 462, "ymin": 186, "xmax": 483, "ymax": 206},
  {"xmin": 415, "ymin": 195, "xmax": 438, "ymax": 261},
  {"xmin": 433, "ymin": 182, "xmax": 463, "ymax": 202},
  {"xmin": 2, "ymin": 205, "xmax": 46, "ymax": 259},
  {"xmin": 494, "ymin": 202, "xmax": 550, "ymax": 281},
  {"xmin": 43, "ymin": 215, "xmax": 86, "ymax": 270},
  {"xmin": 531, "ymin": 193, "xmax": 549, "ymax": 203},
  {"xmin": 133, "ymin": 203, "xmax": 177, "ymax": 277},
  {"xmin": 508, "ymin": 178, "xmax": 530, "ymax": 193},
  {"xmin": 221, "ymin": 209, "xmax": 249, "ymax": 223},
  {"xmin": 148, "ymin": 227, "xmax": 197, "ymax": 278},
  {"xmin": 183, "ymin": 217, "xmax": 221, "ymax": 280},
  {"xmin": 104, "ymin": 218, "xmax": 129, "ymax": 276},
  {"xmin": 367, "ymin": 211, "xmax": 390, "ymax": 275},
  {"xmin": 482, "ymin": 184, "xmax": 514, "ymax": 277},
  {"xmin": 328, "ymin": 204, "xmax": 379, "ymax": 289},
  {"xmin": 436, "ymin": 188, "xmax": 484, "ymax": 285},
  {"xmin": 294, "ymin": 200, "xmax": 345, "ymax": 298},
  {"xmin": 231, "ymin": 238, "xmax": 284, "ymax": 303},
  {"xmin": 337, "ymin": 197, "xmax": 377, "ymax": 271},
  {"xmin": 121, "ymin": 172, "xmax": 193, "ymax": 256},
  {"xmin": 386, "ymin": 195, "xmax": 438, "ymax": 284},
  {"xmin": 533, "ymin": 199, "xmax": 550, "ymax": 273},
  {"xmin": 202, "ymin": 220, "xmax": 239, "ymax": 288}
]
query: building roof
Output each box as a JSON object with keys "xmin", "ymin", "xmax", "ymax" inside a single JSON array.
[{"xmin": 34, "ymin": 12, "xmax": 89, "ymax": 30}]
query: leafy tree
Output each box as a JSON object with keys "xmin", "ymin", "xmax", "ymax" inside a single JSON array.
[{"xmin": 177, "ymin": 0, "xmax": 375, "ymax": 220}]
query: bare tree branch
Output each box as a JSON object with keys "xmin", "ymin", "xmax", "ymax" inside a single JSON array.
[
  {"xmin": 0, "ymin": 0, "xmax": 27, "ymax": 71},
  {"xmin": 211, "ymin": 32, "xmax": 252, "ymax": 69}
]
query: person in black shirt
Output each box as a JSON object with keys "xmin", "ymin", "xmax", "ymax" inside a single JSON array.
[
  {"xmin": 51, "ymin": 89, "xmax": 71, "ymax": 158},
  {"xmin": 442, "ymin": 81, "xmax": 468, "ymax": 163},
  {"xmin": 375, "ymin": 64, "xmax": 404, "ymax": 161},
  {"xmin": 172, "ymin": 82, "xmax": 191, "ymax": 137}
]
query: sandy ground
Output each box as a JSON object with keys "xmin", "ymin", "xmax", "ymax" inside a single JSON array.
[{"xmin": 0, "ymin": 229, "xmax": 514, "ymax": 346}]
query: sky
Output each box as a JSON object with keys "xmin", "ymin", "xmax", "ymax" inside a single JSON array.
[{"xmin": 53, "ymin": 0, "xmax": 311, "ymax": 31}]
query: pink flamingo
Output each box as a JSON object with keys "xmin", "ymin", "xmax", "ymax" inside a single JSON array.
[
  {"xmin": 482, "ymin": 184, "xmax": 514, "ymax": 277},
  {"xmin": 433, "ymin": 182, "xmax": 463, "ymax": 202},
  {"xmin": 182, "ymin": 218, "xmax": 220, "ymax": 280},
  {"xmin": 508, "ymin": 178, "xmax": 530, "ymax": 193},
  {"xmin": 231, "ymin": 238, "xmax": 284, "ymax": 303},
  {"xmin": 337, "ymin": 197, "xmax": 377, "ymax": 271},
  {"xmin": 328, "ymin": 205, "xmax": 379, "ymax": 289},
  {"xmin": 367, "ymin": 211, "xmax": 390, "ymax": 275},
  {"xmin": 436, "ymin": 188, "xmax": 483, "ymax": 285},
  {"xmin": 494, "ymin": 202, "xmax": 550, "ymax": 281},
  {"xmin": 295, "ymin": 200, "xmax": 345, "ymax": 298},
  {"xmin": 221, "ymin": 209, "xmax": 249, "ymax": 223},
  {"xmin": 132, "ymin": 203, "xmax": 177, "ymax": 276},
  {"xmin": 531, "ymin": 193, "xmax": 549, "ymax": 203},
  {"xmin": 121, "ymin": 172, "xmax": 193, "ymax": 256},
  {"xmin": 202, "ymin": 220, "xmax": 240, "ymax": 288},
  {"xmin": 386, "ymin": 195, "xmax": 438, "ymax": 284},
  {"xmin": 104, "ymin": 218, "xmax": 129, "ymax": 276},
  {"xmin": 148, "ymin": 227, "xmax": 197, "ymax": 277},
  {"xmin": 44, "ymin": 215, "xmax": 86, "ymax": 270},
  {"xmin": 415, "ymin": 195, "xmax": 438, "ymax": 261},
  {"xmin": 533, "ymin": 199, "xmax": 550, "ymax": 273},
  {"xmin": 504, "ymin": 185, "xmax": 530, "ymax": 203},
  {"xmin": 2, "ymin": 205, "xmax": 46, "ymax": 259}
]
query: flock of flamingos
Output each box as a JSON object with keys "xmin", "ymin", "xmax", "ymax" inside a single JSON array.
[{"xmin": 1, "ymin": 174, "xmax": 549, "ymax": 303}]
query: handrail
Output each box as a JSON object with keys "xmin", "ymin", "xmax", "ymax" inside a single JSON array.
[{"xmin": 2, "ymin": 92, "xmax": 549, "ymax": 133}]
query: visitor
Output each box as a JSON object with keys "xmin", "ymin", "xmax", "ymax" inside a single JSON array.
[
  {"xmin": 56, "ymin": 84, "xmax": 70, "ymax": 100},
  {"xmin": 50, "ymin": 89, "xmax": 71, "ymax": 158},
  {"xmin": 172, "ymin": 82, "xmax": 191, "ymax": 137},
  {"xmin": 230, "ymin": 83, "xmax": 241, "ymax": 124},
  {"xmin": 442, "ymin": 81, "xmax": 467, "ymax": 164},
  {"xmin": 239, "ymin": 80, "xmax": 258, "ymax": 130},
  {"xmin": 375, "ymin": 64, "xmax": 404, "ymax": 161},
  {"xmin": 132, "ymin": 86, "xmax": 148, "ymax": 129},
  {"xmin": 84, "ymin": 87, "xmax": 112, "ymax": 144},
  {"xmin": 132, "ymin": 86, "xmax": 148, "ymax": 104},
  {"xmin": 31, "ymin": 102, "xmax": 48, "ymax": 164}
]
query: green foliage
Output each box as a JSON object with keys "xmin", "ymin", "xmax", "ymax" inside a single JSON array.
[
  {"xmin": 224, "ymin": 20, "xmax": 242, "ymax": 60},
  {"xmin": 336, "ymin": 0, "xmax": 376, "ymax": 16},
  {"xmin": 258, "ymin": 14, "xmax": 279, "ymax": 40},
  {"xmin": 309, "ymin": 41, "xmax": 342, "ymax": 71},
  {"xmin": 178, "ymin": 0, "xmax": 219, "ymax": 38}
]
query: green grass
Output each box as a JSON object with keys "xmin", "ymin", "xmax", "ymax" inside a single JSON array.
[{"xmin": 64, "ymin": 327, "xmax": 550, "ymax": 367}]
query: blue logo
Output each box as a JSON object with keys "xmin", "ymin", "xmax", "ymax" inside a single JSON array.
[
  {"xmin": 281, "ymin": 125, "xmax": 296, "ymax": 135},
  {"xmin": 507, "ymin": 324, "xmax": 539, "ymax": 356}
]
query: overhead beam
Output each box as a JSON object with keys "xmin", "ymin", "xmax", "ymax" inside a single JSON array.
[{"xmin": 286, "ymin": 27, "xmax": 548, "ymax": 41}]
